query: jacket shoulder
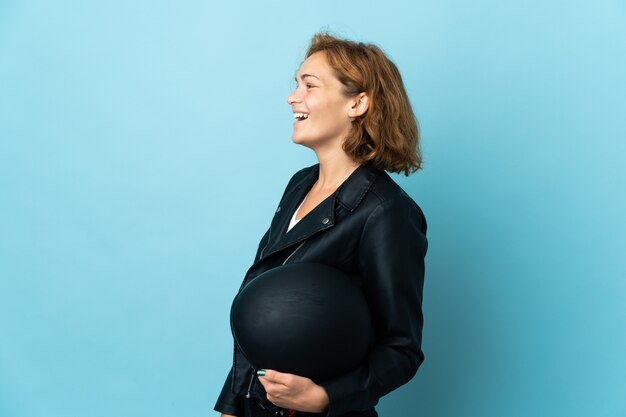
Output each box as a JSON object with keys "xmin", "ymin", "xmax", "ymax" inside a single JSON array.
[
  {"xmin": 366, "ymin": 171, "xmax": 427, "ymax": 234},
  {"xmin": 366, "ymin": 171, "xmax": 414, "ymax": 207}
]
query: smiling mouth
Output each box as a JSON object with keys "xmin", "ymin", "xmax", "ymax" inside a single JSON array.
[{"xmin": 294, "ymin": 112, "xmax": 310, "ymax": 121}]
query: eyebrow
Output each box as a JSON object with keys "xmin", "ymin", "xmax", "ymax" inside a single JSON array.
[{"xmin": 294, "ymin": 73, "xmax": 320, "ymax": 82}]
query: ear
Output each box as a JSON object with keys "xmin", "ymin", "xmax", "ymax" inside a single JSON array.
[{"xmin": 348, "ymin": 92, "xmax": 369, "ymax": 118}]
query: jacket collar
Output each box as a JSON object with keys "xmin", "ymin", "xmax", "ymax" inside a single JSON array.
[
  {"xmin": 260, "ymin": 163, "xmax": 382, "ymax": 261},
  {"xmin": 334, "ymin": 163, "xmax": 382, "ymax": 211}
]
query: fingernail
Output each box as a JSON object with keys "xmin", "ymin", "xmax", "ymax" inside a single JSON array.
[{"xmin": 257, "ymin": 369, "xmax": 266, "ymax": 377}]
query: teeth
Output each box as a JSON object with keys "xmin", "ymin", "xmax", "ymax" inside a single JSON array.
[{"xmin": 293, "ymin": 112, "xmax": 309, "ymax": 120}]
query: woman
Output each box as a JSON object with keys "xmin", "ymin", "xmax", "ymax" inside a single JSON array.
[{"xmin": 215, "ymin": 33, "xmax": 428, "ymax": 417}]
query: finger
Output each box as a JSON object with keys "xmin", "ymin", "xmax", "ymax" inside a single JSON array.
[
  {"xmin": 261, "ymin": 380, "xmax": 288, "ymax": 397},
  {"xmin": 261, "ymin": 369, "xmax": 292, "ymax": 385},
  {"xmin": 256, "ymin": 375, "xmax": 268, "ymax": 389},
  {"xmin": 257, "ymin": 371, "xmax": 285, "ymax": 394},
  {"xmin": 266, "ymin": 393, "xmax": 286, "ymax": 407}
]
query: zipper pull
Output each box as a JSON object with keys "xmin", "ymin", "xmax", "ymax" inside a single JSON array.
[{"xmin": 245, "ymin": 368, "xmax": 255, "ymax": 399}]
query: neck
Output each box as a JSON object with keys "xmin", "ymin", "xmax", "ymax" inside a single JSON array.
[{"xmin": 312, "ymin": 147, "xmax": 361, "ymax": 191}]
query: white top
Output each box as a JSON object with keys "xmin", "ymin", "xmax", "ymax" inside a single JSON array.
[{"xmin": 287, "ymin": 200, "xmax": 305, "ymax": 232}]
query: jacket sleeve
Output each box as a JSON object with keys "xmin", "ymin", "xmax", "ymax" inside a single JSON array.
[
  {"xmin": 213, "ymin": 367, "xmax": 244, "ymax": 416},
  {"xmin": 320, "ymin": 196, "xmax": 428, "ymax": 417}
]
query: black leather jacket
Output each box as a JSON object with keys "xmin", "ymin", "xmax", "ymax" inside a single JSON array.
[{"xmin": 214, "ymin": 163, "xmax": 428, "ymax": 417}]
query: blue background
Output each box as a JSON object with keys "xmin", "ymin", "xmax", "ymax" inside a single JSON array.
[{"xmin": 1, "ymin": 1, "xmax": 625, "ymax": 416}]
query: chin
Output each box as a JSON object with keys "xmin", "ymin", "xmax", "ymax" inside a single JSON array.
[
  {"xmin": 292, "ymin": 139, "xmax": 314, "ymax": 151},
  {"xmin": 291, "ymin": 134, "xmax": 310, "ymax": 146}
]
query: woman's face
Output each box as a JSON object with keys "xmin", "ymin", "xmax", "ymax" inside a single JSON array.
[{"xmin": 287, "ymin": 52, "xmax": 354, "ymax": 150}]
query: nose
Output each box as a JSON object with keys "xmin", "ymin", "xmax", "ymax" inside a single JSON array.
[{"xmin": 287, "ymin": 89, "xmax": 301, "ymax": 105}]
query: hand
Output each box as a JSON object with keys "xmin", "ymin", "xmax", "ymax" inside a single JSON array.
[{"xmin": 257, "ymin": 369, "xmax": 329, "ymax": 413}]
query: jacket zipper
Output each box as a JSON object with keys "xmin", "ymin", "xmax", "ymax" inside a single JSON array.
[
  {"xmin": 282, "ymin": 241, "xmax": 305, "ymax": 265},
  {"xmin": 245, "ymin": 368, "xmax": 256, "ymax": 398}
]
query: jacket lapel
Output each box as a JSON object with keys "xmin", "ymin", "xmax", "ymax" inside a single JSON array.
[
  {"xmin": 265, "ymin": 193, "xmax": 336, "ymax": 258},
  {"xmin": 259, "ymin": 163, "xmax": 382, "ymax": 263},
  {"xmin": 261, "ymin": 165, "xmax": 321, "ymax": 260}
]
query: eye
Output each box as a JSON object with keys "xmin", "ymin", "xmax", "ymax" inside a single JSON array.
[{"xmin": 306, "ymin": 83, "xmax": 316, "ymax": 89}]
